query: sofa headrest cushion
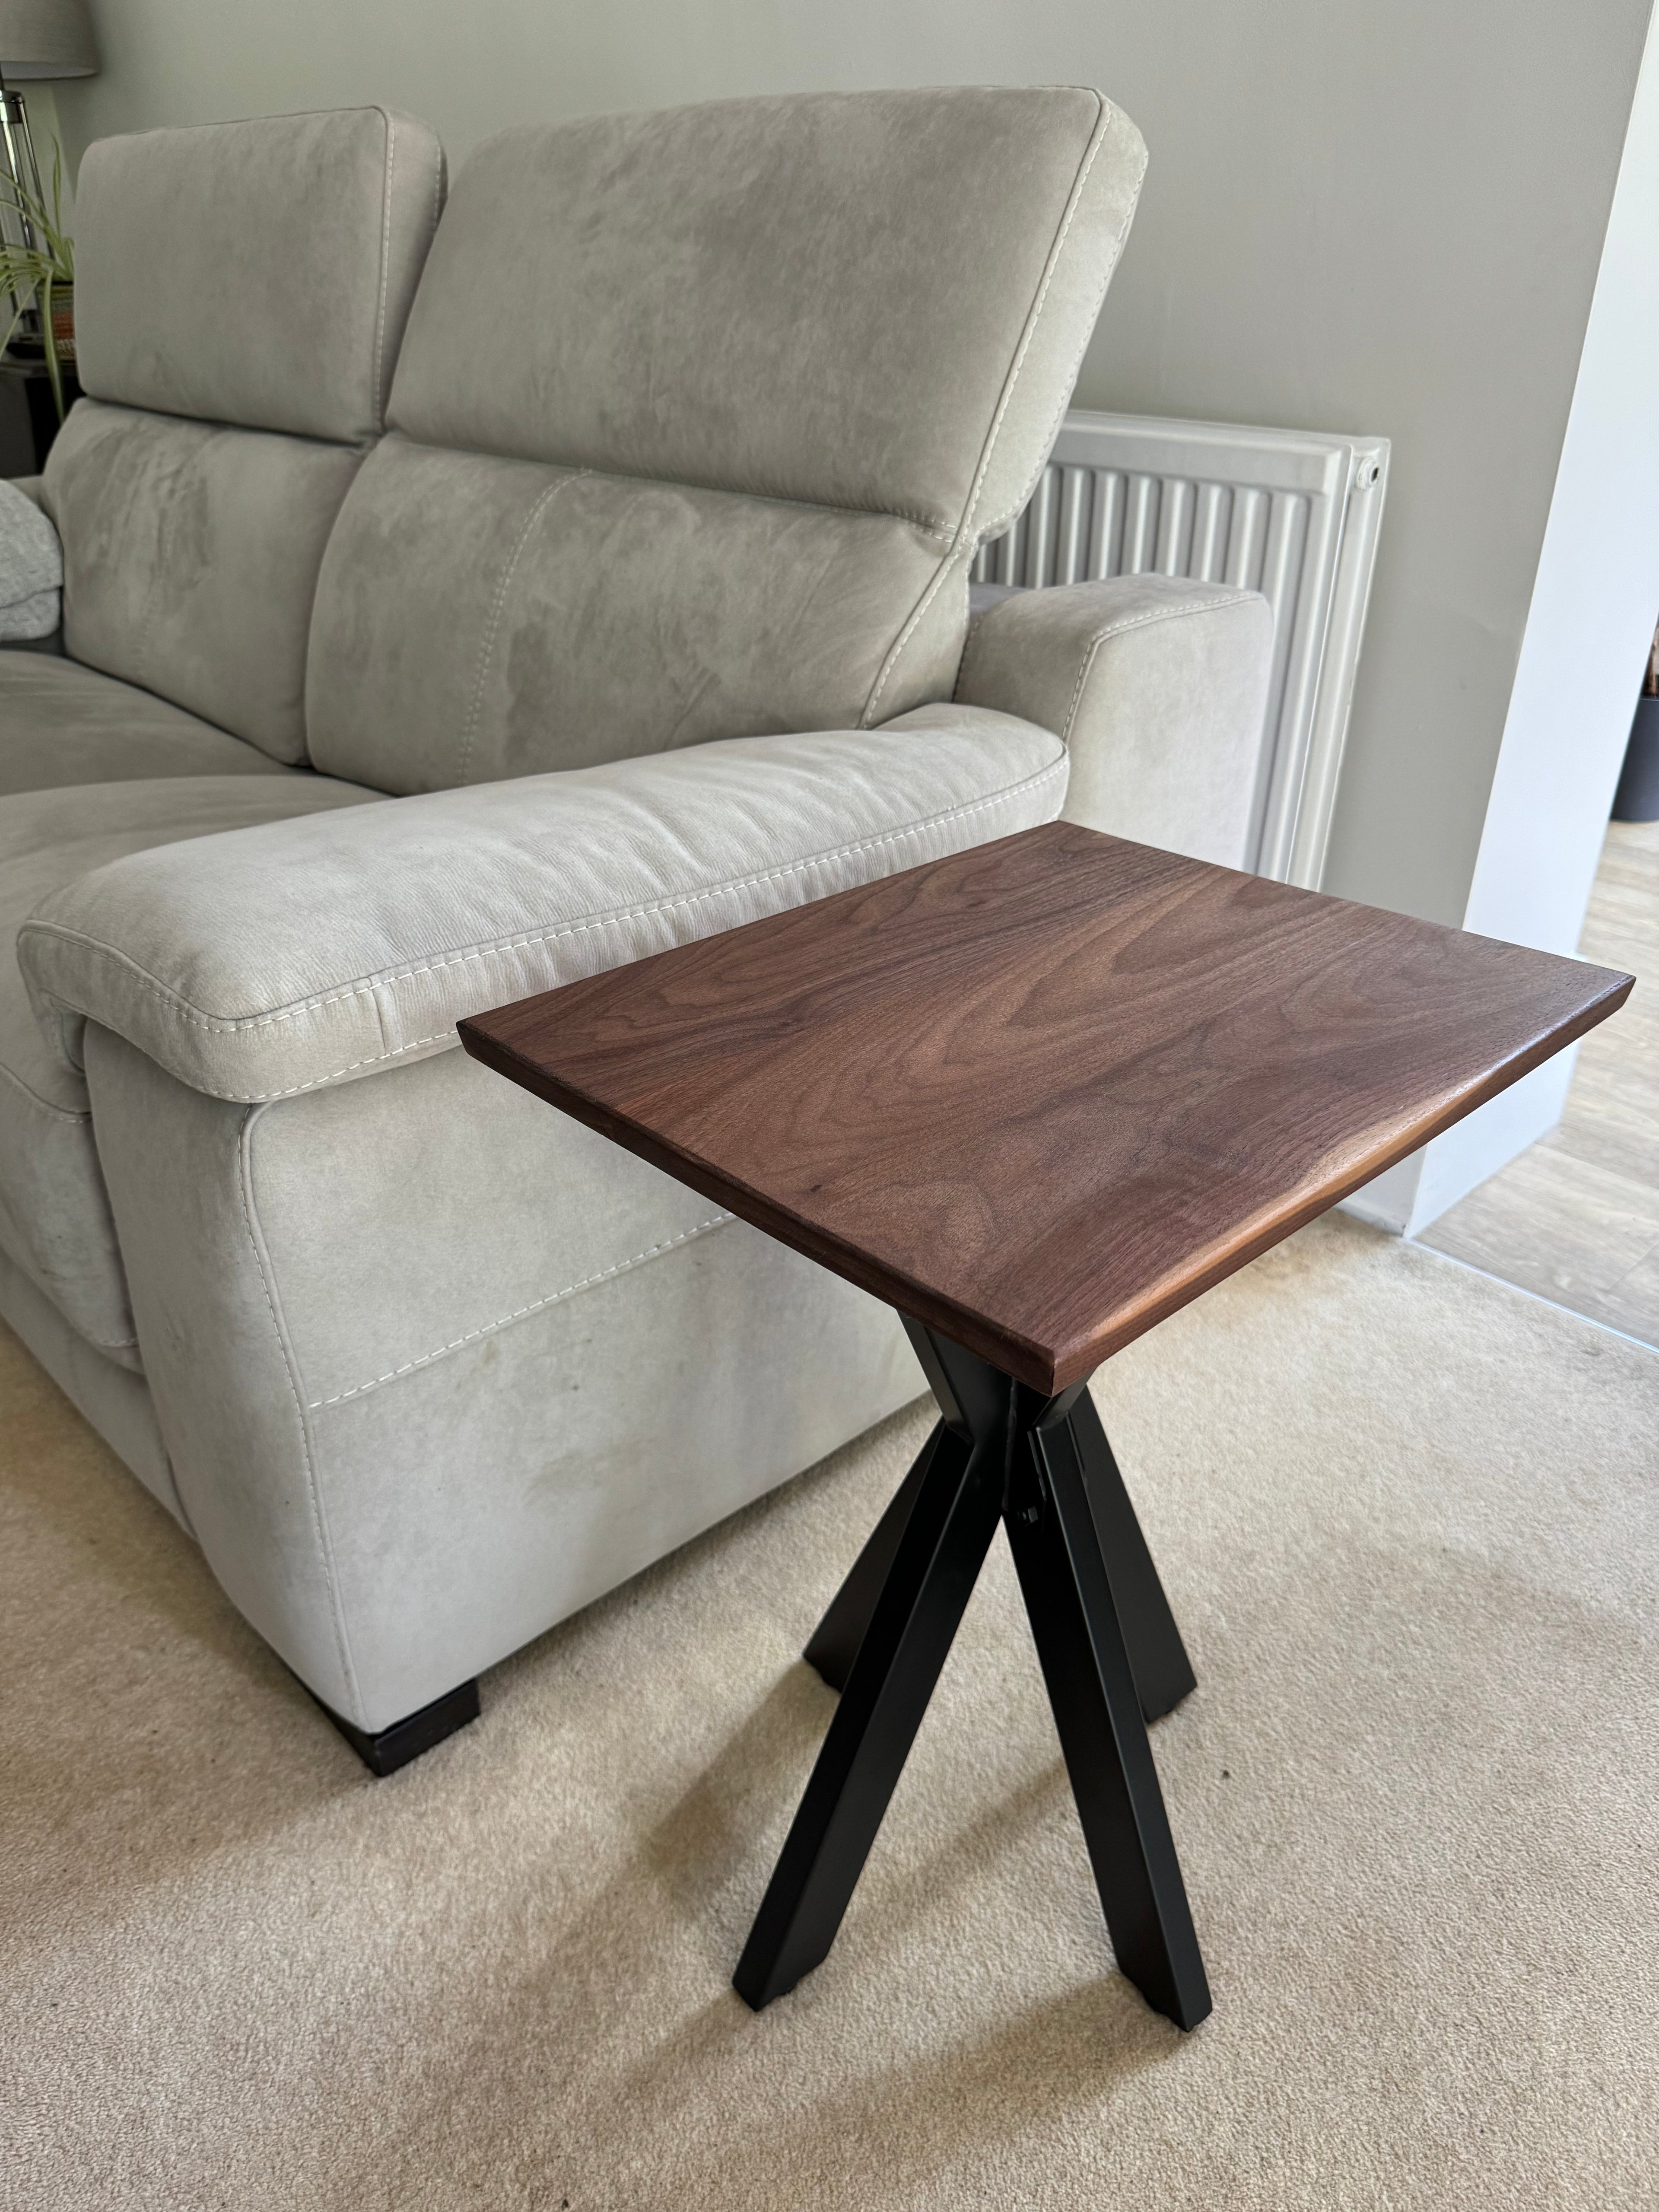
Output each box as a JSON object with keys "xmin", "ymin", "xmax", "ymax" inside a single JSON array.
[
  {"xmin": 74, "ymin": 107, "xmax": 445, "ymax": 444},
  {"xmin": 387, "ymin": 86, "xmax": 1145, "ymax": 539}
]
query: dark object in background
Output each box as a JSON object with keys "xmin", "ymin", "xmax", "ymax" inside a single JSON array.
[
  {"xmin": 0, "ymin": 355, "xmax": 82, "ymax": 472},
  {"xmin": 1613, "ymin": 699, "xmax": 1659, "ymax": 822},
  {"xmin": 1613, "ymin": 624, "xmax": 1659, "ymax": 823}
]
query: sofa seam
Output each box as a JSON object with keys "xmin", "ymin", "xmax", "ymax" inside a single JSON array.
[
  {"xmin": 305, "ymin": 1211, "xmax": 734, "ymax": 1410},
  {"xmin": 957, "ymin": 94, "xmax": 1112, "ymax": 550},
  {"xmin": 456, "ymin": 470, "xmax": 590, "ymax": 785},
  {"xmin": 249, "ymin": 1030, "xmax": 459, "ymax": 1100},
  {"xmin": 131, "ymin": 440, "xmax": 174, "ymax": 698},
  {"xmin": 374, "ymin": 429, "xmax": 957, "ymax": 543},
  {"xmin": 0, "ymin": 1062, "xmax": 137, "ymax": 1351},
  {"xmin": 53, "ymin": 1306, "xmax": 139, "ymax": 1354},
  {"xmin": 429, "ymin": 140, "xmax": 445, "ymax": 245},
  {"xmin": 238, "ymin": 1104, "xmax": 364, "ymax": 1711},
  {"xmin": 859, "ymin": 95, "xmax": 1111, "ymax": 726},
  {"xmin": 0, "ymin": 1053, "xmax": 88, "ymax": 1123},
  {"xmin": 973, "ymin": 121, "xmax": 1148, "ymax": 545},
  {"xmin": 18, "ymin": 751, "xmax": 1067, "ymax": 1049},
  {"xmin": 857, "ymin": 541, "xmax": 975, "ymax": 731},
  {"xmin": 108, "ymin": 105, "xmax": 406, "ymax": 142},
  {"xmin": 1045, "ymin": 593, "xmax": 1260, "ymax": 738},
  {"xmin": 372, "ymin": 110, "xmax": 395, "ymax": 429},
  {"xmin": 0, "ymin": 1228, "xmax": 138, "ymax": 1354}
]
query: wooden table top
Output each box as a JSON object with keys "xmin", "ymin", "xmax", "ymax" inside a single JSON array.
[{"xmin": 458, "ymin": 823, "xmax": 1631, "ymax": 1393}]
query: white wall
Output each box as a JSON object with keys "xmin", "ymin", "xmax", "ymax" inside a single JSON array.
[{"xmin": 50, "ymin": 0, "xmax": 1659, "ymax": 1217}]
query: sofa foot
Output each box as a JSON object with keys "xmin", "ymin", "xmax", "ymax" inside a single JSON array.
[{"xmin": 313, "ymin": 1677, "xmax": 482, "ymax": 1776}]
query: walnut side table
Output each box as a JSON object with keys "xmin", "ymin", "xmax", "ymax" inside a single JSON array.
[{"xmin": 459, "ymin": 822, "xmax": 1629, "ymax": 2031}]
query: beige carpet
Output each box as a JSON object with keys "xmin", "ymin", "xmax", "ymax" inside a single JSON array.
[{"xmin": 3, "ymin": 1216, "xmax": 1657, "ymax": 2210}]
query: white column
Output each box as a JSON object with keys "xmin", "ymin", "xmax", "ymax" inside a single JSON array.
[{"xmin": 1350, "ymin": 0, "xmax": 1659, "ymax": 1236}]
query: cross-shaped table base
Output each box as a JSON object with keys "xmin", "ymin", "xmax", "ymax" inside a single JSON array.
[{"xmin": 734, "ymin": 1319, "xmax": 1212, "ymax": 2030}]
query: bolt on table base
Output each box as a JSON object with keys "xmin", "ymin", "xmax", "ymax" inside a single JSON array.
[{"xmin": 733, "ymin": 1318, "xmax": 1211, "ymax": 2032}]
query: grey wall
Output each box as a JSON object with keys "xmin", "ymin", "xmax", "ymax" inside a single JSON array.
[{"xmin": 53, "ymin": 0, "xmax": 1654, "ymax": 928}]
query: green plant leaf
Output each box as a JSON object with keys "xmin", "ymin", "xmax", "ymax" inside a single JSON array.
[{"xmin": 1, "ymin": 136, "xmax": 74, "ymax": 397}]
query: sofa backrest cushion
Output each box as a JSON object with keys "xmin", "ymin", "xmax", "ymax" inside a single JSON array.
[
  {"xmin": 43, "ymin": 402, "xmax": 365, "ymax": 762},
  {"xmin": 47, "ymin": 107, "xmax": 445, "ymax": 765},
  {"xmin": 74, "ymin": 107, "xmax": 444, "ymax": 444},
  {"xmin": 305, "ymin": 87, "xmax": 1145, "ymax": 795}
]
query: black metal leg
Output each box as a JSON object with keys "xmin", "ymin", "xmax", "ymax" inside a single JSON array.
[
  {"xmin": 1011, "ymin": 1409, "xmax": 1211, "ymax": 2029},
  {"xmin": 1058, "ymin": 1391, "xmax": 1197, "ymax": 1724},
  {"xmin": 734, "ymin": 1417, "xmax": 1002, "ymax": 2010},
  {"xmin": 804, "ymin": 1421, "xmax": 943, "ymax": 1691},
  {"xmin": 735, "ymin": 1322, "xmax": 1211, "ymax": 2030}
]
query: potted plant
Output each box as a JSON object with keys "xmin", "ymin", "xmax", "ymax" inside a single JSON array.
[{"xmin": 0, "ymin": 143, "xmax": 76, "ymax": 424}]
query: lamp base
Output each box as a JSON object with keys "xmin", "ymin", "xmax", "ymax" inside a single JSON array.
[{"xmin": 0, "ymin": 73, "xmax": 47, "ymax": 350}]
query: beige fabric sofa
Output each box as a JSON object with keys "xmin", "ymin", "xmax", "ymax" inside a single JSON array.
[{"xmin": 0, "ymin": 89, "xmax": 1272, "ymax": 1767}]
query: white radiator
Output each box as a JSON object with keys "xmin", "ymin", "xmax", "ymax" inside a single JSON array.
[{"xmin": 972, "ymin": 410, "xmax": 1389, "ymax": 888}]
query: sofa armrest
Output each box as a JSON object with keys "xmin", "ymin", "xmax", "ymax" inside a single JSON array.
[
  {"xmin": 19, "ymin": 709, "xmax": 1066, "ymax": 1104},
  {"xmin": 953, "ymin": 577, "xmax": 1273, "ymax": 867}
]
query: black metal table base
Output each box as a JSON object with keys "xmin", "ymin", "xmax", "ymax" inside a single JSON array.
[{"xmin": 733, "ymin": 1320, "xmax": 1212, "ymax": 2031}]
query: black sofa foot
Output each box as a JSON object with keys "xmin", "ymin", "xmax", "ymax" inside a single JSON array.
[{"xmin": 313, "ymin": 1677, "xmax": 481, "ymax": 1776}]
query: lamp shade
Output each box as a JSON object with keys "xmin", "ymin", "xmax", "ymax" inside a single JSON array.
[{"xmin": 0, "ymin": 0, "xmax": 98, "ymax": 78}]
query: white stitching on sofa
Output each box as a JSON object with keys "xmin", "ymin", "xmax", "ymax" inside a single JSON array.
[
  {"xmin": 306, "ymin": 1211, "xmax": 734, "ymax": 1411},
  {"xmin": 238, "ymin": 1106, "xmax": 364, "ymax": 1710},
  {"xmin": 19, "ymin": 753, "xmax": 1068, "ymax": 1054},
  {"xmin": 249, "ymin": 1029, "xmax": 459, "ymax": 1100},
  {"xmin": 860, "ymin": 97, "xmax": 1119, "ymax": 727},
  {"xmin": 456, "ymin": 470, "xmax": 590, "ymax": 785}
]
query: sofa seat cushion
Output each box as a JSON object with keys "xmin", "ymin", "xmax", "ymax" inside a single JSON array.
[
  {"xmin": 0, "ymin": 654, "xmax": 301, "ymax": 797},
  {"xmin": 0, "ymin": 773, "xmax": 381, "ymax": 1357}
]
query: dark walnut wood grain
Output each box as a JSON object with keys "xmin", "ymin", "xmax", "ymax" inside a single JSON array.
[{"xmin": 458, "ymin": 823, "xmax": 1632, "ymax": 1392}]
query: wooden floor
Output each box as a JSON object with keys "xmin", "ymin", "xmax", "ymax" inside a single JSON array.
[{"xmin": 1420, "ymin": 816, "xmax": 1659, "ymax": 1346}]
